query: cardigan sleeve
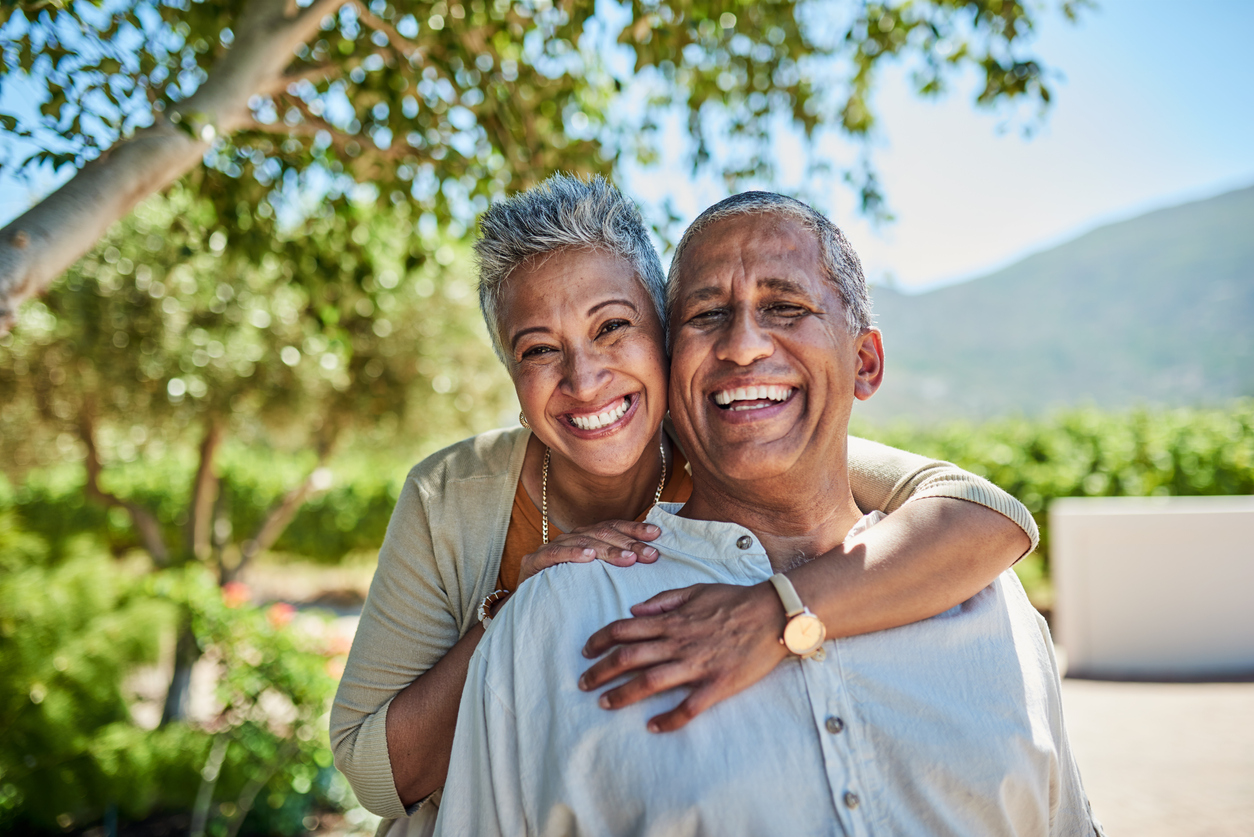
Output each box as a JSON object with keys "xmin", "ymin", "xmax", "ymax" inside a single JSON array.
[
  {"xmin": 329, "ymin": 467, "xmax": 460, "ymax": 819},
  {"xmin": 846, "ymin": 435, "xmax": 1039, "ymax": 555}
]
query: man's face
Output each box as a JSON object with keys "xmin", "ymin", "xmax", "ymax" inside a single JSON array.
[{"xmin": 668, "ymin": 212, "xmax": 883, "ymax": 489}]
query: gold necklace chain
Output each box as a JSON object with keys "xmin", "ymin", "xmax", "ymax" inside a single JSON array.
[{"xmin": 542, "ymin": 438, "xmax": 667, "ymax": 545}]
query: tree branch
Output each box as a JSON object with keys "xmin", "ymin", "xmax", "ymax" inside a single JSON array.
[
  {"xmin": 263, "ymin": 60, "xmax": 343, "ymax": 95},
  {"xmin": 352, "ymin": 1, "xmax": 426, "ymax": 63},
  {"xmin": 225, "ymin": 455, "xmax": 333, "ymax": 583},
  {"xmin": 187, "ymin": 420, "xmax": 224, "ymax": 562},
  {"xmin": 79, "ymin": 413, "xmax": 170, "ymax": 566},
  {"xmin": 0, "ymin": 0, "xmax": 347, "ymax": 334}
]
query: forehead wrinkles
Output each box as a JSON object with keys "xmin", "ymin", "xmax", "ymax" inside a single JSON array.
[{"xmin": 677, "ymin": 217, "xmax": 822, "ymax": 307}]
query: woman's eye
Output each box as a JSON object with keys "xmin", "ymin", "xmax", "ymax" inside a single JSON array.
[
  {"xmin": 521, "ymin": 345, "xmax": 555, "ymax": 360},
  {"xmin": 598, "ymin": 319, "xmax": 630, "ymax": 337}
]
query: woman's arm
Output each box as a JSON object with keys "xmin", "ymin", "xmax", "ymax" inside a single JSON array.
[
  {"xmin": 381, "ymin": 518, "xmax": 661, "ymax": 806},
  {"xmin": 578, "ymin": 441, "xmax": 1037, "ymax": 732},
  {"xmin": 383, "ymin": 622, "xmax": 486, "ymax": 806},
  {"xmin": 329, "ymin": 470, "xmax": 464, "ymax": 819}
]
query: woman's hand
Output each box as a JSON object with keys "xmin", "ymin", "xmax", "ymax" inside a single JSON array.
[
  {"xmin": 577, "ymin": 582, "xmax": 789, "ymax": 732},
  {"xmin": 517, "ymin": 520, "xmax": 663, "ymax": 585}
]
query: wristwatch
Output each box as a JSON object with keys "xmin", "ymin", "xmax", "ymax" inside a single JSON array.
[{"xmin": 768, "ymin": 573, "xmax": 827, "ymax": 658}]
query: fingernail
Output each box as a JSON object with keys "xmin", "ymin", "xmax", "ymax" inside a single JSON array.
[
  {"xmin": 622, "ymin": 550, "xmax": 636, "ymax": 560},
  {"xmin": 578, "ymin": 675, "xmax": 588, "ymax": 690},
  {"xmin": 583, "ymin": 548, "xmax": 596, "ymax": 558},
  {"xmin": 581, "ymin": 645, "xmax": 592, "ymax": 658},
  {"xmin": 598, "ymin": 695, "xmax": 611, "ymax": 709},
  {"xmin": 644, "ymin": 546, "xmax": 659, "ymax": 558},
  {"xmin": 647, "ymin": 721, "xmax": 660, "ymax": 733},
  {"xmin": 645, "ymin": 524, "xmax": 660, "ymax": 534}
]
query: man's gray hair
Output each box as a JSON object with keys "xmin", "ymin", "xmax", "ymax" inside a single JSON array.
[
  {"xmin": 666, "ymin": 192, "xmax": 873, "ymax": 334},
  {"xmin": 475, "ymin": 173, "xmax": 666, "ymax": 363}
]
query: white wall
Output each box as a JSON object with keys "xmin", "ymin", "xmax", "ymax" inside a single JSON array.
[{"xmin": 1051, "ymin": 496, "xmax": 1254, "ymax": 679}]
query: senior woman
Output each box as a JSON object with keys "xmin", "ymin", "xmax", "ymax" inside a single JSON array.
[{"xmin": 331, "ymin": 175, "xmax": 1038, "ymax": 833}]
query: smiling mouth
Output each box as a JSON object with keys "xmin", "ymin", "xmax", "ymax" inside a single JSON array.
[
  {"xmin": 712, "ymin": 385, "xmax": 795, "ymax": 412},
  {"xmin": 568, "ymin": 395, "xmax": 632, "ymax": 430}
]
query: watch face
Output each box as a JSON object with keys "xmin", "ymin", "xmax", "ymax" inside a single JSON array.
[{"xmin": 783, "ymin": 613, "xmax": 826, "ymax": 656}]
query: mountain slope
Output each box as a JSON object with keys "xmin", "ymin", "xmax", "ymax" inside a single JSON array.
[{"xmin": 858, "ymin": 184, "xmax": 1254, "ymax": 423}]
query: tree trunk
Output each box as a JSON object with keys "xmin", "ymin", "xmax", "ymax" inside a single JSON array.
[
  {"xmin": 188, "ymin": 421, "xmax": 224, "ymax": 563},
  {"xmin": 0, "ymin": 0, "xmax": 347, "ymax": 333},
  {"xmin": 160, "ymin": 617, "xmax": 202, "ymax": 725}
]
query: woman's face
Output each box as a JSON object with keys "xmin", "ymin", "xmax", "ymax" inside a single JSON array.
[{"xmin": 501, "ymin": 247, "xmax": 668, "ymax": 478}]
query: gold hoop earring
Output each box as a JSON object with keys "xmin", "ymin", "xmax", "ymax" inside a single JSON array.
[{"xmin": 519, "ymin": 410, "xmax": 530, "ymax": 429}]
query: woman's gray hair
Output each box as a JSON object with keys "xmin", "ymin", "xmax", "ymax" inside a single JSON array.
[
  {"xmin": 475, "ymin": 173, "xmax": 666, "ymax": 363},
  {"xmin": 666, "ymin": 192, "xmax": 873, "ymax": 334}
]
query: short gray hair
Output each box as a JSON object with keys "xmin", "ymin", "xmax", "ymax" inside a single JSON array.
[
  {"xmin": 666, "ymin": 192, "xmax": 872, "ymax": 334},
  {"xmin": 475, "ymin": 173, "xmax": 666, "ymax": 363}
]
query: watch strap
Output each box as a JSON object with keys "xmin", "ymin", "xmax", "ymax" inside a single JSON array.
[{"xmin": 768, "ymin": 573, "xmax": 806, "ymax": 618}]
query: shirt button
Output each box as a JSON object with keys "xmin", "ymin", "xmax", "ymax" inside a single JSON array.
[
  {"xmin": 735, "ymin": 535, "xmax": 752, "ymax": 549},
  {"xmin": 825, "ymin": 716, "xmax": 844, "ymax": 734},
  {"xmin": 844, "ymin": 791, "xmax": 860, "ymax": 809}
]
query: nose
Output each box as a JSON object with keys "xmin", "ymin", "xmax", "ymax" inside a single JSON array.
[
  {"xmin": 560, "ymin": 344, "xmax": 612, "ymax": 401},
  {"xmin": 714, "ymin": 307, "xmax": 774, "ymax": 367}
]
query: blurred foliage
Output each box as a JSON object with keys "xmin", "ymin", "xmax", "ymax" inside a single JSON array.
[
  {"xmin": 0, "ymin": 0, "xmax": 1084, "ymax": 243},
  {"xmin": 0, "ymin": 494, "xmax": 359, "ymax": 835},
  {"xmin": 0, "ymin": 184, "xmax": 513, "ymax": 569},
  {"xmin": 856, "ymin": 400, "xmax": 1254, "ymax": 571},
  {"xmin": 0, "ymin": 184, "xmax": 512, "ymax": 477},
  {"xmin": 11, "ymin": 447, "xmax": 402, "ymax": 564}
]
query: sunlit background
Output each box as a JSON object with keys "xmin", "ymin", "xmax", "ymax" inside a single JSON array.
[{"xmin": 1, "ymin": 0, "xmax": 1251, "ymax": 834}]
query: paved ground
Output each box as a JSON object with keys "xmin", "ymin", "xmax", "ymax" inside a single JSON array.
[{"xmin": 1060, "ymin": 678, "xmax": 1254, "ymax": 836}]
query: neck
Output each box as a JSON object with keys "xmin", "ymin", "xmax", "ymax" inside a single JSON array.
[
  {"xmin": 680, "ymin": 447, "xmax": 863, "ymax": 573},
  {"xmin": 526, "ymin": 432, "xmax": 667, "ymax": 532}
]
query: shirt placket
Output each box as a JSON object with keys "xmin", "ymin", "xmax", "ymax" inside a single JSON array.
[{"xmin": 801, "ymin": 648, "xmax": 872, "ymax": 837}]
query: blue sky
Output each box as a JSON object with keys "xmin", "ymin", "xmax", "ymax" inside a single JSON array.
[
  {"xmin": 4, "ymin": 0, "xmax": 1252, "ymax": 293},
  {"xmin": 807, "ymin": 0, "xmax": 1254, "ymax": 290},
  {"xmin": 625, "ymin": 0, "xmax": 1254, "ymax": 291}
]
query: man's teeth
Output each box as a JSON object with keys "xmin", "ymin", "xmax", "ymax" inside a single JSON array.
[
  {"xmin": 570, "ymin": 397, "xmax": 630, "ymax": 430},
  {"xmin": 713, "ymin": 385, "xmax": 793, "ymax": 410}
]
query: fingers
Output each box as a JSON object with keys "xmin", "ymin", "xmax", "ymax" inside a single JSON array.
[
  {"xmin": 646, "ymin": 685, "xmax": 723, "ymax": 733},
  {"xmin": 630, "ymin": 586, "xmax": 695, "ymax": 616},
  {"xmin": 570, "ymin": 521, "xmax": 662, "ymax": 562},
  {"xmin": 517, "ymin": 544, "xmax": 598, "ymax": 584},
  {"xmin": 579, "ymin": 640, "xmax": 677, "ymax": 694},
  {"xmin": 582, "ymin": 614, "xmax": 668, "ymax": 660},
  {"xmin": 594, "ymin": 661, "xmax": 695, "ymax": 713}
]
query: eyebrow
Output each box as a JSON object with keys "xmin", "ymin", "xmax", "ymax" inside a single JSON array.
[
  {"xmin": 678, "ymin": 276, "xmax": 813, "ymax": 307},
  {"xmin": 587, "ymin": 298, "xmax": 639, "ymax": 316},
  {"xmin": 509, "ymin": 298, "xmax": 641, "ymax": 351}
]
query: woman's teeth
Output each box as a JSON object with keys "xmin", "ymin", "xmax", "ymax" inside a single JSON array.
[
  {"xmin": 713, "ymin": 385, "xmax": 793, "ymax": 410},
  {"xmin": 570, "ymin": 397, "xmax": 631, "ymax": 430}
]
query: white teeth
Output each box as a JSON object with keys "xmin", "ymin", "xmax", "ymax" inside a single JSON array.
[
  {"xmin": 713, "ymin": 385, "xmax": 792, "ymax": 406},
  {"xmin": 570, "ymin": 396, "xmax": 630, "ymax": 430}
]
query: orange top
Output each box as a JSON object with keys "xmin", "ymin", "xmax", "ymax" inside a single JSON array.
[{"xmin": 495, "ymin": 447, "xmax": 694, "ymax": 591}]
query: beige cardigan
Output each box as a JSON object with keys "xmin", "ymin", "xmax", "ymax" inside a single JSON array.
[{"xmin": 329, "ymin": 427, "xmax": 1038, "ymax": 821}]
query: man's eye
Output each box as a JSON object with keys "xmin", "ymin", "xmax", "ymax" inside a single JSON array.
[
  {"xmin": 686, "ymin": 308, "xmax": 726, "ymax": 325},
  {"xmin": 765, "ymin": 303, "xmax": 808, "ymax": 317}
]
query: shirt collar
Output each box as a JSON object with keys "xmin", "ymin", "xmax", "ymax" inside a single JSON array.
[{"xmin": 645, "ymin": 502, "xmax": 767, "ymax": 561}]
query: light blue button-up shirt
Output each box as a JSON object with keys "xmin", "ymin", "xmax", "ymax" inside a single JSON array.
[{"xmin": 436, "ymin": 505, "xmax": 1101, "ymax": 837}]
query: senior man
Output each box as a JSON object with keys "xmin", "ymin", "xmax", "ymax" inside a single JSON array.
[{"xmin": 434, "ymin": 193, "xmax": 1101, "ymax": 837}]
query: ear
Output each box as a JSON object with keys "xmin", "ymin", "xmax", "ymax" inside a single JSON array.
[{"xmin": 853, "ymin": 328, "xmax": 884, "ymax": 402}]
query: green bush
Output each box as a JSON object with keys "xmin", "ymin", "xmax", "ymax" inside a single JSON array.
[
  {"xmin": 0, "ymin": 501, "xmax": 354, "ymax": 834},
  {"xmin": 8, "ymin": 447, "xmax": 403, "ymax": 566},
  {"xmin": 856, "ymin": 400, "xmax": 1254, "ymax": 565}
]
